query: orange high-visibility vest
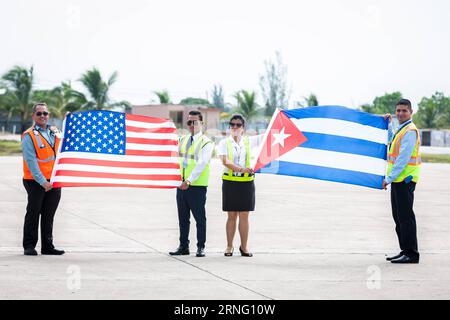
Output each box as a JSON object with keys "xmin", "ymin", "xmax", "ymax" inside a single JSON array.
[
  {"xmin": 22, "ymin": 126, "xmax": 61, "ymax": 180},
  {"xmin": 386, "ymin": 122, "xmax": 421, "ymax": 183}
]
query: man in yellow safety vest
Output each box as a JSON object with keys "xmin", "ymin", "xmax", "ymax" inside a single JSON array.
[
  {"xmin": 169, "ymin": 110, "xmax": 214, "ymax": 257},
  {"xmin": 383, "ymin": 99, "xmax": 421, "ymax": 264}
]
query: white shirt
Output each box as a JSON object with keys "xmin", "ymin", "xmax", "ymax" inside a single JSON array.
[
  {"xmin": 217, "ymin": 135, "xmax": 264, "ymax": 174},
  {"xmin": 184, "ymin": 131, "xmax": 214, "ymax": 183}
]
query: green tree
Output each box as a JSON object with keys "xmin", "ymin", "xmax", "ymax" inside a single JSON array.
[
  {"xmin": 211, "ymin": 84, "xmax": 225, "ymax": 109},
  {"xmin": 414, "ymin": 92, "xmax": 450, "ymax": 129},
  {"xmin": 153, "ymin": 90, "xmax": 171, "ymax": 104},
  {"xmin": 360, "ymin": 92, "xmax": 403, "ymax": 114},
  {"xmin": 305, "ymin": 93, "xmax": 319, "ymax": 107},
  {"xmin": 78, "ymin": 68, "xmax": 129, "ymax": 110},
  {"xmin": 51, "ymin": 81, "xmax": 86, "ymax": 114},
  {"xmin": 260, "ymin": 51, "xmax": 290, "ymax": 116},
  {"xmin": 179, "ymin": 97, "xmax": 210, "ymax": 105},
  {"xmin": 32, "ymin": 81, "xmax": 85, "ymax": 119},
  {"xmin": 296, "ymin": 93, "xmax": 319, "ymax": 107},
  {"xmin": 32, "ymin": 89, "xmax": 56, "ymax": 112},
  {"xmin": 234, "ymin": 90, "xmax": 260, "ymax": 121},
  {"xmin": 1, "ymin": 66, "xmax": 34, "ymax": 132},
  {"xmin": 0, "ymin": 87, "xmax": 18, "ymax": 131}
]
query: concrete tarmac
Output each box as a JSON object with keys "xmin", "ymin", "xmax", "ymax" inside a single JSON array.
[{"xmin": 1, "ymin": 156, "xmax": 450, "ymax": 299}]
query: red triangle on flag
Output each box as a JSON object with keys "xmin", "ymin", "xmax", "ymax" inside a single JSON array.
[{"xmin": 253, "ymin": 110, "xmax": 307, "ymax": 172}]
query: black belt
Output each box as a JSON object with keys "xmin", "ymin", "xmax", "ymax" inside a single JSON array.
[{"xmin": 223, "ymin": 173, "xmax": 255, "ymax": 177}]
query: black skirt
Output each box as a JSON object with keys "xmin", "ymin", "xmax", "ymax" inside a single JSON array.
[{"xmin": 222, "ymin": 179, "xmax": 255, "ymax": 212}]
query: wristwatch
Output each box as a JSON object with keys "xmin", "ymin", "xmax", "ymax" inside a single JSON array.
[{"xmin": 185, "ymin": 180, "xmax": 191, "ymax": 186}]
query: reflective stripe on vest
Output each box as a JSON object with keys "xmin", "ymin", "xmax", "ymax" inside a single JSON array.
[
  {"xmin": 178, "ymin": 134, "xmax": 212, "ymax": 186},
  {"xmin": 222, "ymin": 136, "xmax": 254, "ymax": 182},
  {"xmin": 387, "ymin": 155, "xmax": 421, "ymax": 166},
  {"xmin": 36, "ymin": 155, "xmax": 56, "ymax": 163},
  {"xmin": 179, "ymin": 136, "xmax": 205, "ymax": 161},
  {"xmin": 22, "ymin": 127, "xmax": 61, "ymax": 180},
  {"xmin": 386, "ymin": 123, "xmax": 421, "ymax": 183}
]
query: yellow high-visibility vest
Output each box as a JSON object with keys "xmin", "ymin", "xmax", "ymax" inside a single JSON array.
[
  {"xmin": 178, "ymin": 134, "xmax": 213, "ymax": 186},
  {"xmin": 387, "ymin": 122, "xmax": 421, "ymax": 183},
  {"xmin": 222, "ymin": 136, "xmax": 254, "ymax": 182}
]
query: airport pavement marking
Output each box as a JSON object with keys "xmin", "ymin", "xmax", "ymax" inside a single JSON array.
[{"xmin": 58, "ymin": 206, "xmax": 274, "ymax": 300}]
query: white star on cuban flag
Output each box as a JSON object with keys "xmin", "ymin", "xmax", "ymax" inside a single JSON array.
[
  {"xmin": 272, "ymin": 127, "xmax": 291, "ymax": 148},
  {"xmin": 253, "ymin": 108, "xmax": 308, "ymax": 172}
]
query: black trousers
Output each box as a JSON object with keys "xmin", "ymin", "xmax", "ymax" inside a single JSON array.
[
  {"xmin": 391, "ymin": 181, "xmax": 419, "ymax": 259},
  {"xmin": 176, "ymin": 186, "xmax": 207, "ymax": 249},
  {"xmin": 23, "ymin": 179, "xmax": 61, "ymax": 250}
]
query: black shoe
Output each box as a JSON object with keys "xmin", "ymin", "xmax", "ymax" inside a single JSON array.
[
  {"xmin": 386, "ymin": 253, "xmax": 403, "ymax": 261},
  {"xmin": 239, "ymin": 246, "xmax": 253, "ymax": 257},
  {"xmin": 169, "ymin": 247, "xmax": 190, "ymax": 256},
  {"xmin": 24, "ymin": 248, "xmax": 38, "ymax": 256},
  {"xmin": 41, "ymin": 248, "xmax": 65, "ymax": 255},
  {"xmin": 391, "ymin": 255, "xmax": 419, "ymax": 264},
  {"xmin": 196, "ymin": 248, "xmax": 205, "ymax": 257},
  {"xmin": 224, "ymin": 247, "xmax": 234, "ymax": 257}
]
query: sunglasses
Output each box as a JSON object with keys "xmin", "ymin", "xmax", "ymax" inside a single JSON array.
[
  {"xmin": 187, "ymin": 120, "xmax": 201, "ymax": 126},
  {"xmin": 35, "ymin": 111, "xmax": 49, "ymax": 117},
  {"xmin": 229, "ymin": 122, "xmax": 243, "ymax": 128}
]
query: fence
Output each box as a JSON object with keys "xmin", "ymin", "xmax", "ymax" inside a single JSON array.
[{"xmin": 420, "ymin": 129, "xmax": 450, "ymax": 147}]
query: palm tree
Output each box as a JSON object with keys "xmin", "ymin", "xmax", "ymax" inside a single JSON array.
[
  {"xmin": 1, "ymin": 66, "xmax": 34, "ymax": 132},
  {"xmin": 305, "ymin": 93, "xmax": 319, "ymax": 106},
  {"xmin": 234, "ymin": 90, "xmax": 260, "ymax": 121},
  {"xmin": 77, "ymin": 68, "xmax": 129, "ymax": 110},
  {"xmin": 0, "ymin": 87, "xmax": 18, "ymax": 131},
  {"xmin": 153, "ymin": 90, "xmax": 171, "ymax": 104},
  {"xmin": 50, "ymin": 81, "xmax": 85, "ymax": 115},
  {"xmin": 296, "ymin": 93, "xmax": 319, "ymax": 108},
  {"xmin": 32, "ymin": 81, "xmax": 85, "ymax": 119}
]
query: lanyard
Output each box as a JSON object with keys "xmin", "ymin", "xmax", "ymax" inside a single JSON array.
[
  {"xmin": 35, "ymin": 125, "xmax": 55, "ymax": 148},
  {"xmin": 390, "ymin": 120, "xmax": 412, "ymax": 146},
  {"xmin": 234, "ymin": 144, "xmax": 242, "ymax": 165},
  {"xmin": 230, "ymin": 137, "xmax": 243, "ymax": 165}
]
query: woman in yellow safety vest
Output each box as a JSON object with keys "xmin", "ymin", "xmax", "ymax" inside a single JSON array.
[{"xmin": 218, "ymin": 114, "xmax": 262, "ymax": 257}]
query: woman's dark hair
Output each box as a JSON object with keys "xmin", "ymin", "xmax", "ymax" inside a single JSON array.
[{"xmin": 229, "ymin": 114, "xmax": 246, "ymax": 128}]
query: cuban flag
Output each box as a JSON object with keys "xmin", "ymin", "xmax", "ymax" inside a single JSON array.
[{"xmin": 253, "ymin": 106, "xmax": 389, "ymax": 189}]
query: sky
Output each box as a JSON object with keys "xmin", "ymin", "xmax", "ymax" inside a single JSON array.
[{"xmin": 1, "ymin": 0, "xmax": 450, "ymax": 109}]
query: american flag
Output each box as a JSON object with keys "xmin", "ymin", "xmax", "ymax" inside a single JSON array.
[{"xmin": 50, "ymin": 110, "xmax": 181, "ymax": 188}]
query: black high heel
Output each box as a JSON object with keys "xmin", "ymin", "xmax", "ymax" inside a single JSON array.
[
  {"xmin": 224, "ymin": 247, "xmax": 234, "ymax": 257},
  {"xmin": 239, "ymin": 246, "xmax": 253, "ymax": 257}
]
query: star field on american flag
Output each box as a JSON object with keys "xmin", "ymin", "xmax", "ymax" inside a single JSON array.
[{"xmin": 62, "ymin": 111, "xmax": 126, "ymax": 155}]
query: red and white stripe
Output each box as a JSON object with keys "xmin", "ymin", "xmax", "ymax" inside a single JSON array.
[{"xmin": 51, "ymin": 114, "xmax": 181, "ymax": 188}]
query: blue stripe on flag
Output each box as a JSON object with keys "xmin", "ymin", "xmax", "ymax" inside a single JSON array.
[
  {"xmin": 258, "ymin": 160, "xmax": 384, "ymax": 189},
  {"xmin": 283, "ymin": 106, "xmax": 388, "ymax": 130},
  {"xmin": 301, "ymin": 132, "xmax": 387, "ymax": 160}
]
